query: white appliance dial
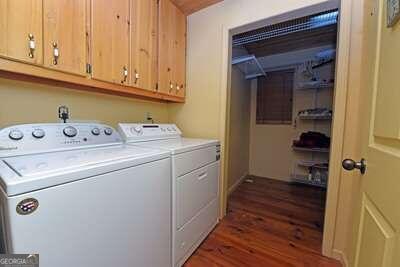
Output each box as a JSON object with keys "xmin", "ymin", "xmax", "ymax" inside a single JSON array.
[
  {"xmin": 133, "ymin": 126, "xmax": 142, "ymax": 134},
  {"xmin": 63, "ymin": 126, "xmax": 78, "ymax": 137},
  {"xmin": 91, "ymin": 128, "xmax": 101, "ymax": 136},
  {"xmin": 104, "ymin": 127, "xmax": 113, "ymax": 135},
  {"xmin": 9, "ymin": 129, "xmax": 24, "ymax": 140},
  {"xmin": 32, "ymin": 129, "xmax": 45, "ymax": 139}
]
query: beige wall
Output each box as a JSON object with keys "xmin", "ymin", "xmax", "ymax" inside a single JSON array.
[
  {"xmin": 227, "ymin": 66, "xmax": 250, "ymax": 191},
  {"xmin": 168, "ymin": 0, "xmax": 334, "ymax": 139},
  {"xmin": 249, "ymin": 80, "xmax": 294, "ymax": 181},
  {"xmin": 249, "ymin": 48, "xmax": 335, "ymax": 182},
  {"xmin": 249, "ymin": 81, "xmax": 333, "ymax": 182},
  {"xmin": 0, "ymin": 78, "xmax": 169, "ymax": 128}
]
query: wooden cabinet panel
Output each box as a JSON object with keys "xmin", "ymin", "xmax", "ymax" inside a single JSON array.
[
  {"xmin": 158, "ymin": 0, "xmax": 186, "ymax": 97},
  {"xmin": 159, "ymin": 0, "xmax": 176, "ymax": 95},
  {"xmin": 131, "ymin": 0, "xmax": 158, "ymax": 91},
  {"xmin": 0, "ymin": 0, "xmax": 43, "ymax": 64},
  {"xmin": 174, "ymin": 6, "xmax": 186, "ymax": 98},
  {"xmin": 43, "ymin": 0, "xmax": 86, "ymax": 75},
  {"xmin": 91, "ymin": 0, "xmax": 130, "ymax": 85}
]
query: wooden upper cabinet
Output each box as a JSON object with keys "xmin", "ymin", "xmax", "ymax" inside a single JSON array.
[
  {"xmin": 159, "ymin": 0, "xmax": 186, "ymax": 97},
  {"xmin": 43, "ymin": 0, "xmax": 87, "ymax": 75},
  {"xmin": 0, "ymin": 0, "xmax": 186, "ymax": 102},
  {"xmin": 0, "ymin": 0, "xmax": 43, "ymax": 64},
  {"xmin": 130, "ymin": 0, "xmax": 158, "ymax": 91},
  {"xmin": 91, "ymin": 0, "xmax": 130, "ymax": 85}
]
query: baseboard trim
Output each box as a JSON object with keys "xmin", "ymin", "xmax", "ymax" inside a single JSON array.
[
  {"xmin": 248, "ymin": 174, "xmax": 292, "ymax": 183},
  {"xmin": 332, "ymin": 249, "xmax": 349, "ymax": 267},
  {"xmin": 228, "ymin": 173, "xmax": 248, "ymax": 195}
]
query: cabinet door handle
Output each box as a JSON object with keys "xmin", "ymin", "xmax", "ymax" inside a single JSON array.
[
  {"xmin": 169, "ymin": 82, "xmax": 173, "ymax": 92},
  {"xmin": 52, "ymin": 42, "xmax": 60, "ymax": 65},
  {"xmin": 176, "ymin": 83, "xmax": 180, "ymax": 92},
  {"xmin": 134, "ymin": 69, "xmax": 140, "ymax": 84},
  {"xmin": 122, "ymin": 66, "xmax": 128, "ymax": 83},
  {"xmin": 28, "ymin": 34, "xmax": 35, "ymax": 58}
]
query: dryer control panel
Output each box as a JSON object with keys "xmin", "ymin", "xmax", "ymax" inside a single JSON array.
[
  {"xmin": 0, "ymin": 123, "xmax": 122, "ymax": 157},
  {"xmin": 118, "ymin": 123, "xmax": 182, "ymax": 142}
]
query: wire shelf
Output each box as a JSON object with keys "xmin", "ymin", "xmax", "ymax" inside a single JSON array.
[
  {"xmin": 297, "ymin": 160, "xmax": 329, "ymax": 169},
  {"xmin": 296, "ymin": 82, "xmax": 334, "ymax": 90},
  {"xmin": 291, "ymin": 174, "xmax": 327, "ymax": 188},
  {"xmin": 232, "ymin": 55, "xmax": 266, "ymax": 80},
  {"xmin": 233, "ymin": 10, "xmax": 339, "ymax": 46},
  {"xmin": 292, "ymin": 146, "xmax": 330, "ymax": 153},
  {"xmin": 298, "ymin": 114, "xmax": 332, "ymax": 120}
]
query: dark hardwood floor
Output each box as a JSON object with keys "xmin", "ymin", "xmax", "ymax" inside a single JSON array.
[{"xmin": 184, "ymin": 176, "xmax": 342, "ymax": 267}]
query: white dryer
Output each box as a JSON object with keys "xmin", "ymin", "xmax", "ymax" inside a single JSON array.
[
  {"xmin": 118, "ymin": 123, "xmax": 220, "ymax": 267},
  {"xmin": 0, "ymin": 123, "xmax": 172, "ymax": 267}
]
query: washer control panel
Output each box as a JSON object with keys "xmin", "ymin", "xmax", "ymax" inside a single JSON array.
[
  {"xmin": 0, "ymin": 123, "xmax": 122, "ymax": 157},
  {"xmin": 118, "ymin": 123, "xmax": 182, "ymax": 142}
]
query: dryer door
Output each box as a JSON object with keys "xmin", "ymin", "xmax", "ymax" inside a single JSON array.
[{"xmin": 176, "ymin": 161, "xmax": 219, "ymax": 229}]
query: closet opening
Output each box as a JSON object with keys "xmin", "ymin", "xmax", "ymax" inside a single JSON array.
[{"xmin": 225, "ymin": 6, "xmax": 339, "ymax": 258}]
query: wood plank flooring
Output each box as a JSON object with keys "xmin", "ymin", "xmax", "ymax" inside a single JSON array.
[{"xmin": 184, "ymin": 176, "xmax": 342, "ymax": 267}]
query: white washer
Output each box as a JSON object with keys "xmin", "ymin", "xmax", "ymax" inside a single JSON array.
[
  {"xmin": 118, "ymin": 123, "xmax": 220, "ymax": 267},
  {"xmin": 0, "ymin": 123, "xmax": 172, "ymax": 267}
]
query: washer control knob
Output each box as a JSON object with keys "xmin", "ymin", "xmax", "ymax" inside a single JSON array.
[
  {"xmin": 133, "ymin": 126, "xmax": 142, "ymax": 133},
  {"xmin": 32, "ymin": 129, "xmax": 45, "ymax": 139},
  {"xmin": 104, "ymin": 127, "xmax": 113, "ymax": 136},
  {"xmin": 91, "ymin": 128, "xmax": 101, "ymax": 136},
  {"xmin": 9, "ymin": 129, "xmax": 24, "ymax": 140},
  {"xmin": 63, "ymin": 126, "xmax": 78, "ymax": 138}
]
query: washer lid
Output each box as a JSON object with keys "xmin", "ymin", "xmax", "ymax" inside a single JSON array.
[
  {"xmin": 134, "ymin": 138, "xmax": 220, "ymax": 154},
  {"xmin": 0, "ymin": 145, "xmax": 169, "ymax": 196}
]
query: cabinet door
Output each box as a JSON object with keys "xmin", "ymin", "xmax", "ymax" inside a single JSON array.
[
  {"xmin": 0, "ymin": 0, "xmax": 43, "ymax": 64},
  {"xmin": 159, "ymin": 0, "xmax": 186, "ymax": 97},
  {"xmin": 91, "ymin": 0, "xmax": 130, "ymax": 85},
  {"xmin": 174, "ymin": 7, "xmax": 186, "ymax": 98},
  {"xmin": 43, "ymin": 0, "xmax": 86, "ymax": 75},
  {"xmin": 158, "ymin": 0, "xmax": 176, "ymax": 95},
  {"xmin": 131, "ymin": 0, "xmax": 158, "ymax": 91}
]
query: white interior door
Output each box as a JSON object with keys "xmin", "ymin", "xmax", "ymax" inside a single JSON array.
[{"xmin": 351, "ymin": 0, "xmax": 400, "ymax": 266}]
